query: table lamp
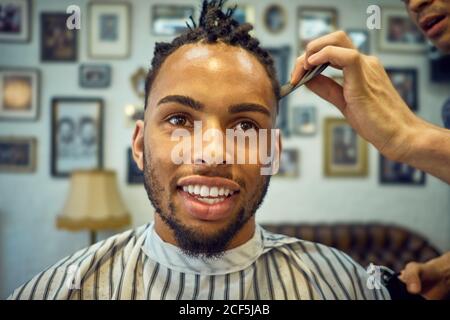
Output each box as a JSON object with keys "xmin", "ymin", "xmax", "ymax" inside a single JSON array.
[{"xmin": 57, "ymin": 170, "xmax": 131, "ymax": 244}]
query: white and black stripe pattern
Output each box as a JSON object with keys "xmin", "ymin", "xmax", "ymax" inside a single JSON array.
[{"xmin": 8, "ymin": 223, "xmax": 390, "ymax": 300}]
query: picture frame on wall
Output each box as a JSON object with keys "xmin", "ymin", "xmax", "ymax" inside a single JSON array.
[
  {"xmin": 0, "ymin": 0, "xmax": 30, "ymax": 42},
  {"xmin": 347, "ymin": 29, "xmax": 370, "ymax": 54},
  {"xmin": 226, "ymin": 3, "xmax": 255, "ymax": 27},
  {"xmin": 324, "ymin": 118, "xmax": 368, "ymax": 177},
  {"xmin": 264, "ymin": 46, "xmax": 291, "ymax": 136},
  {"xmin": 0, "ymin": 136, "xmax": 36, "ymax": 172},
  {"xmin": 130, "ymin": 67, "xmax": 147, "ymax": 99},
  {"xmin": 263, "ymin": 4, "xmax": 286, "ymax": 34},
  {"xmin": 79, "ymin": 64, "xmax": 111, "ymax": 88},
  {"xmin": 151, "ymin": 4, "xmax": 194, "ymax": 36},
  {"xmin": 290, "ymin": 106, "xmax": 317, "ymax": 136},
  {"xmin": 386, "ymin": 68, "xmax": 418, "ymax": 111},
  {"xmin": 276, "ymin": 149, "xmax": 299, "ymax": 178},
  {"xmin": 41, "ymin": 12, "xmax": 77, "ymax": 62},
  {"xmin": 0, "ymin": 68, "xmax": 39, "ymax": 121},
  {"xmin": 379, "ymin": 154, "xmax": 425, "ymax": 185},
  {"xmin": 89, "ymin": 2, "xmax": 130, "ymax": 59},
  {"xmin": 379, "ymin": 7, "xmax": 426, "ymax": 53},
  {"xmin": 298, "ymin": 7, "xmax": 338, "ymax": 53},
  {"xmin": 127, "ymin": 147, "xmax": 144, "ymax": 184},
  {"xmin": 51, "ymin": 97, "xmax": 103, "ymax": 177}
]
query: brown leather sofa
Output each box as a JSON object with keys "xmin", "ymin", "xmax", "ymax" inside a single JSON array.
[{"xmin": 262, "ymin": 223, "xmax": 441, "ymax": 272}]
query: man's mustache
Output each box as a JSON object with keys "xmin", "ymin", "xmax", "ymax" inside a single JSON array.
[{"xmin": 416, "ymin": 5, "xmax": 448, "ymax": 23}]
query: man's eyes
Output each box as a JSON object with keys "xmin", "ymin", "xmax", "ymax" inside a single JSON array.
[
  {"xmin": 166, "ymin": 115, "xmax": 259, "ymax": 132},
  {"xmin": 167, "ymin": 114, "xmax": 192, "ymax": 127},
  {"xmin": 233, "ymin": 120, "xmax": 259, "ymax": 132}
]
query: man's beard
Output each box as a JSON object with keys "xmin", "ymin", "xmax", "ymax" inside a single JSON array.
[{"xmin": 142, "ymin": 148, "xmax": 270, "ymax": 259}]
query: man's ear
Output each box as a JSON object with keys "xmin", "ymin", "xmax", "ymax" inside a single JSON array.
[{"xmin": 132, "ymin": 120, "xmax": 145, "ymax": 171}]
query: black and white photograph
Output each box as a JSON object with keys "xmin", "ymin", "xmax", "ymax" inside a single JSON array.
[
  {"xmin": 41, "ymin": 12, "xmax": 77, "ymax": 61},
  {"xmin": 151, "ymin": 5, "xmax": 194, "ymax": 36},
  {"xmin": 442, "ymin": 98, "xmax": 450, "ymax": 129},
  {"xmin": 380, "ymin": 7, "xmax": 426, "ymax": 52},
  {"xmin": 380, "ymin": 154, "xmax": 426, "ymax": 185},
  {"xmin": 79, "ymin": 64, "xmax": 111, "ymax": 88},
  {"xmin": 264, "ymin": 4, "xmax": 286, "ymax": 34},
  {"xmin": 324, "ymin": 118, "xmax": 368, "ymax": 177},
  {"xmin": 387, "ymin": 68, "xmax": 418, "ymax": 111},
  {"xmin": 0, "ymin": 0, "xmax": 30, "ymax": 42},
  {"xmin": 276, "ymin": 149, "xmax": 299, "ymax": 178},
  {"xmin": 51, "ymin": 98, "xmax": 103, "ymax": 177},
  {"xmin": 0, "ymin": 136, "xmax": 36, "ymax": 172},
  {"xmin": 0, "ymin": 68, "xmax": 39, "ymax": 120},
  {"xmin": 89, "ymin": 2, "xmax": 130, "ymax": 59},
  {"xmin": 298, "ymin": 7, "xmax": 337, "ymax": 52},
  {"xmin": 127, "ymin": 147, "xmax": 144, "ymax": 184},
  {"xmin": 347, "ymin": 29, "xmax": 370, "ymax": 54},
  {"xmin": 265, "ymin": 46, "xmax": 291, "ymax": 136},
  {"xmin": 291, "ymin": 106, "xmax": 317, "ymax": 136}
]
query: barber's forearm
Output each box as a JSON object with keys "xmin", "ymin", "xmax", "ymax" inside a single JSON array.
[{"xmin": 401, "ymin": 121, "xmax": 450, "ymax": 184}]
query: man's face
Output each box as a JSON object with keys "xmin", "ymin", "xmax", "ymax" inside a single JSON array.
[
  {"xmin": 404, "ymin": 0, "xmax": 450, "ymax": 53},
  {"xmin": 133, "ymin": 43, "xmax": 278, "ymax": 258}
]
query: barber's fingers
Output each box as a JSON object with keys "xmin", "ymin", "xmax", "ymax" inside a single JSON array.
[
  {"xmin": 307, "ymin": 46, "xmax": 365, "ymax": 85},
  {"xmin": 304, "ymin": 31, "xmax": 356, "ymax": 69},
  {"xmin": 290, "ymin": 53, "xmax": 307, "ymax": 85},
  {"xmin": 400, "ymin": 262, "xmax": 423, "ymax": 294},
  {"xmin": 305, "ymin": 74, "xmax": 346, "ymax": 112}
]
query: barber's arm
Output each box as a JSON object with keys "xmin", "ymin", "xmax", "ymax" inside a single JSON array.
[
  {"xmin": 399, "ymin": 252, "xmax": 450, "ymax": 300},
  {"xmin": 290, "ymin": 31, "xmax": 450, "ymax": 184}
]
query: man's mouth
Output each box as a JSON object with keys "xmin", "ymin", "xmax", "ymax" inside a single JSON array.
[
  {"xmin": 420, "ymin": 14, "xmax": 448, "ymax": 38},
  {"xmin": 176, "ymin": 176, "xmax": 241, "ymax": 221}
]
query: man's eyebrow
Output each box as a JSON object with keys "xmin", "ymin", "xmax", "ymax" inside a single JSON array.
[
  {"xmin": 228, "ymin": 103, "xmax": 271, "ymax": 117},
  {"xmin": 157, "ymin": 95, "xmax": 205, "ymax": 110}
]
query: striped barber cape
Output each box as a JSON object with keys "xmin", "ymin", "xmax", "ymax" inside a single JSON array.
[{"xmin": 9, "ymin": 222, "xmax": 390, "ymax": 300}]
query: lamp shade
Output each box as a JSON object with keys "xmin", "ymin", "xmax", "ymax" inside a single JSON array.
[{"xmin": 57, "ymin": 170, "xmax": 131, "ymax": 231}]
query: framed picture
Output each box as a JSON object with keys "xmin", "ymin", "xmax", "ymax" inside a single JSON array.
[
  {"xmin": 226, "ymin": 3, "xmax": 255, "ymax": 26},
  {"xmin": 124, "ymin": 103, "xmax": 144, "ymax": 128},
  {"xmin": 151, "ymin": 5, "xmax": 194, "ymax": 36},
  {"xmin": 290, "ymin": 106, "xmax": 317, "ymax": 136},
  {"xmin": 264, "ymin": 46, "xmax": 291, "ymax": 136},
  {"xmin": 263, "ymin": 4, "xmax": 286, "ymax": 34},
  {"xmin": 347, "ymin": 29, "xmax": 370, "ymax": 54},
  {"xmin": 130, "ymin": 67, "xmax": 147, "ymax": 99},
  {"xmin": 276, "ymin": 149, "xmax": 299, "ymax": 178},
  {"xmin": 442, "ymin": 98, "xmax": 450, "ymax": 129},
  {"xmin": 379, "ymin": 7, "xmax": 426, "ymax": 53},
  {"xmin": 298, "ymin": 7, "xmax": 338, "ymax": 52},
  {"xmin": 386, "ymin": 68, "xmax": 418, "ymax": 111},
  {"xmin": 51, "ymin": 98, "xmax": 103, "ymax": 177},
  {"xmin": 0, "ymin": 68, "xmax": 39, "ymax": 121},
  {"xmin": 127, "ymin": 147, "xmax": 144, "ymax": 184},
  {"xmin": 379, "ymin": 154, "xmax": 425, "ymax": 185},
  {"xmin": 324, "ymin": 118, "xmax": 368, "ymax": 177},
  {"xmin": 89, "ymin": 2, "xmax": 130, "ymax": 59},
  {"xmin": 0, "ymin": 0, "xmax": 30, "ymax": 42},
  {"xmin": 0, "ymin": 137, "xmax": 36, "ymax": 172},
  {"xmin": 79, "ymin": 64, "xmax": 111, "ymax": 88},
  {"xmin": 41, "ymin": 12, "xmax": 77, "ymax": 62}
]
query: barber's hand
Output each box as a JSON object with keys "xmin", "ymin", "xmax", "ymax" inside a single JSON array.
[
  {"xmin": 399, "ymin": 252, "xmax": 450, "ymax": 300},
  {"xmin": 290, "ymin": 31, "xmax": 425, "ymax": 162}
]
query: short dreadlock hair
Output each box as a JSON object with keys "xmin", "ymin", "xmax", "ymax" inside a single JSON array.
[{"xmin": 144, "ymin": 0, "xmax": 280, "ymax": 111}]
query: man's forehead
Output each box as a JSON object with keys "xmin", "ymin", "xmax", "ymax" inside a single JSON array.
[{"xmin": 148, "ymin": 43, "xmax": 277, "ymax": 110}]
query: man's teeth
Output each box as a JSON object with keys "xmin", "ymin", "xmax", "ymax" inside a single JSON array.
[{"xmin": 182, "ymin": 184, "xmax": 234, "ymax": 201}]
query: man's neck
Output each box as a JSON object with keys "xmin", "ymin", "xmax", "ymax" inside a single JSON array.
[{"xmin": 153, "ymin": 213, "xmax": 256, "ymax": 251}]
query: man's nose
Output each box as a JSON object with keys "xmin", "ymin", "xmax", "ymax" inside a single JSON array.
[
  {"xmin": 192, "ymin": 120, "xmax": 228, "ymax": 166},
  {"xmin": 408, "ymin": 0, "xmax": 433, "ymax": 14}
]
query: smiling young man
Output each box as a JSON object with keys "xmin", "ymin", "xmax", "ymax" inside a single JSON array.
[{"xmin": 9, "ymin": 1, "xmax": 390, "ymax": 300}]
